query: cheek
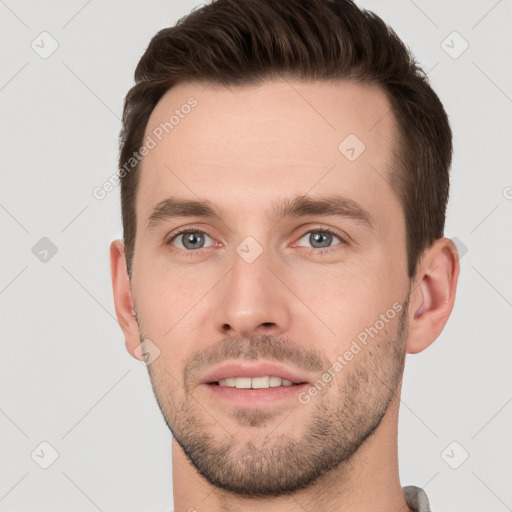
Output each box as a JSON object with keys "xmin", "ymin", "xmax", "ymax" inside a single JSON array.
[
  {"xmin": 287, "ymin": 260, "xmax": 404, "ymax": 352},
  {"xmin": 131, "ymin": 258, "xmax": 217, "ymax": 364},
  {"xmin": 290, "ymin": 261, "xmax": 379, "ymax": 315},
  {"xmin": 134, "ymin": 251, "xmax": 213, "ymax": 316}
]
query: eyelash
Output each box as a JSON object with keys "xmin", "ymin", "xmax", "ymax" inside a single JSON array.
[{"xmin": 165, "ymin": 226, "xmax": 346, "ymax": 256}]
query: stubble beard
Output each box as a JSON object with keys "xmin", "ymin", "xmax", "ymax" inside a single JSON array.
[{"xmin": 139, "ymin": 297, "xmax": 409, "ymax": 497}]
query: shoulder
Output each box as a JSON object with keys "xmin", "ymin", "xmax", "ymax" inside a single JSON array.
[{"xmin": 403, "ymin": 485, "xmax": 432, "ymax": 512}]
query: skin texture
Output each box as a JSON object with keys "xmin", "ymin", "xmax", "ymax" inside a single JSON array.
[{"xmin": 111, "ymin": 79, "xmax": 460, "ymax": 512}]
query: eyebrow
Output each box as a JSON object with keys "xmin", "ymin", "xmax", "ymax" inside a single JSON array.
[{"xmin": 146, "ymin": 194, "xmax": 375, "ymax": 230}]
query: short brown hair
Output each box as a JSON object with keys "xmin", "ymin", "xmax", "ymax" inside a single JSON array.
[{"xmin": 118, "ymin": 0, "xmax": 452, "ymax": 279}]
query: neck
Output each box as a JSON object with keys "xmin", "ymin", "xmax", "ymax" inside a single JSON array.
[{"xmin": 171, "ymin": 394, "xmax": 412, "ymax": 512}]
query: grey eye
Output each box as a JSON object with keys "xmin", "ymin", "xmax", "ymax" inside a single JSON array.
[
  {"xmin": 172, "ymin": 231, "xmax": 214, "ymax": 250},
  {"xmin": 297, "ymin": 230, "xmax": 342, "ymax": 249}
]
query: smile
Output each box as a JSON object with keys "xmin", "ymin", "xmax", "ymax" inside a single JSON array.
[{"xmin": 215, "ymin": 376, "xmax": 303, "ymax": 388}]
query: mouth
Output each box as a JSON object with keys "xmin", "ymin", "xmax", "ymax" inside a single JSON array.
[
  {"xmin": 199, "ymin": 362, "xmax": 311, "ymax": 407},
  {"xmin": 200, "ymin": 361, "xmax": 311, "ymax": 387},
  {"xmin": 210, "ymin": 376, "xmax": 305, "ymax": 388}
]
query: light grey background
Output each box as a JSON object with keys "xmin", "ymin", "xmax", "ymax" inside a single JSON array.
[{"xmin": 1, "ymin": 0, "xmax": 511, "ymax": 510}]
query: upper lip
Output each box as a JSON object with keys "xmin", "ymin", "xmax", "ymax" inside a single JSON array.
[{"xmin": 199, "ymin": 361, "xmax": 311, "ymax": 385}]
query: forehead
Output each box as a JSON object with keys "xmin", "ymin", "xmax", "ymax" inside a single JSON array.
[{"xmin": 137, "ymin": 78, "xmax": 400, "ymax": 229}]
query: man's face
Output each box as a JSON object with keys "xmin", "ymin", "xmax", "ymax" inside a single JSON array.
[{"xmin": 130, "ymin": 79, "xmax": 412, "ymax": 495}]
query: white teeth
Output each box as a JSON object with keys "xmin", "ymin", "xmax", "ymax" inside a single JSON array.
[
  {"xmin": 269, "ymin": 376, "xmax": 282, "ymax": 387},
  {"xmin": 235, "ymin": 377, "xmax": 252, "ymax": 389},
  {"xmin": 251, "ymin": 376, "xmax": 270, "ymax": 389},
  {"xmin": 217, "ymin": 376, "xmax": 299, "ymax": 389}
]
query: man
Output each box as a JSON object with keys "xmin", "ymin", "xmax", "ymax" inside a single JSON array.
[{"xmin": 110, "ymin": 0, "xmax": 460, "ymax": 510}]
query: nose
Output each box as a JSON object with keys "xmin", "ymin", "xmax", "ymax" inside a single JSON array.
[{"xmin": 213, "ymin": 244, "xmax": 292, "ymax": 339}]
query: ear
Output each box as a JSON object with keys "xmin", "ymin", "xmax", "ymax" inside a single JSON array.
[
  {"xmin": 406, "ymin": 237, "xmax": 460, "ymax": 354},
  {"xmin": 110, "ymin": 239, "xmax": 142, "ymax": 360}
]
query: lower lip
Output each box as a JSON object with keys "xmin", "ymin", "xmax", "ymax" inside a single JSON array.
[{"xmin": 204, "ymin": 382, "xmax": 309, "ymax": 408}]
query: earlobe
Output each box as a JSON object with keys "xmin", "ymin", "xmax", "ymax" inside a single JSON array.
[
  {"xmin": 406, "ymin": 237, "xmax": 460, "ymax": 354},
  {"xmin": 110, "ymin": 240, "xmax": 141, "ymax": 357}
]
